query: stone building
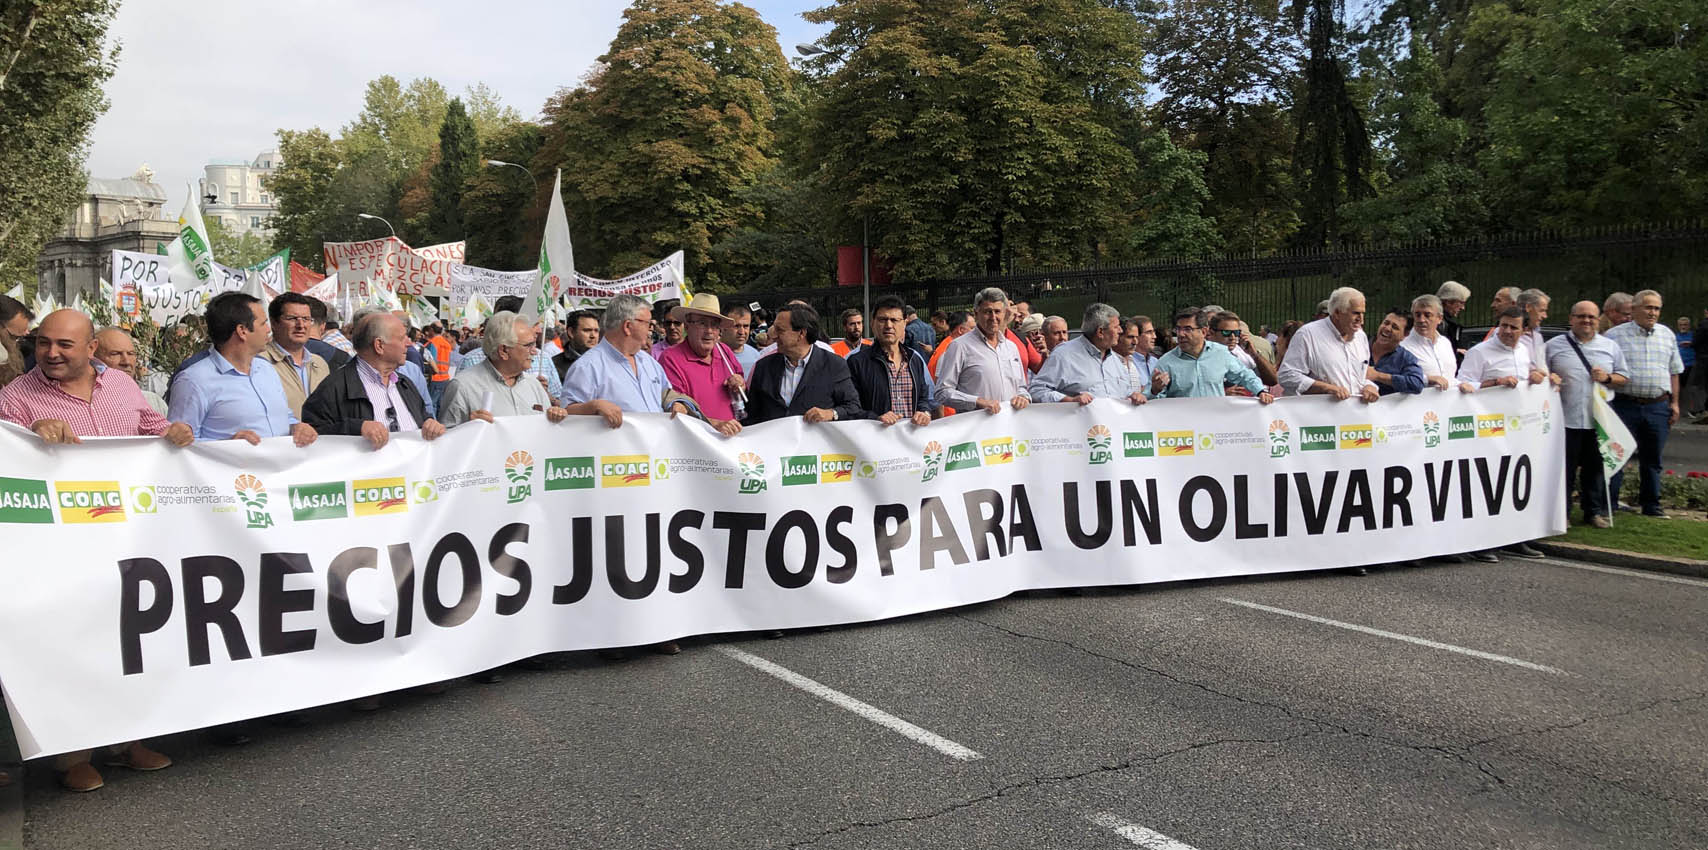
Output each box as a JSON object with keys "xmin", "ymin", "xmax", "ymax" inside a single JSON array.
[
  {"xmin": 202, "ymin": 150, "xmax": 280, "ymax": 237},
  {"xmin": 35, "ymin": 166, "xmax": 178, "ymax": 302}
]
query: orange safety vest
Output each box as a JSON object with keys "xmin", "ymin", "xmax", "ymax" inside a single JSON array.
[{"xmin": 427, "ymin": 336, "xmax": 452, "ymax": 382}]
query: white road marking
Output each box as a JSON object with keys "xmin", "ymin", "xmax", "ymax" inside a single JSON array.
[
  {"xmin": 1539, "ymin": 558, "xmax": 1708, "ymax": 588},
  {"xmin": 1088, "ymin": 812, "xmax": 1203, "ymax": 850},
  {"xmin": 715, "ymin": 645, "xmax": 984, "ymax": 761},
  {"xmin": 1219, "ymin": 598, "xmax": 1567, "ymax": 675}
]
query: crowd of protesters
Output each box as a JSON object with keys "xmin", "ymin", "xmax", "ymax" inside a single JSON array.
[{"xmin": 0, "ymin": 277, "xmax": 1700, "ymax": 792}]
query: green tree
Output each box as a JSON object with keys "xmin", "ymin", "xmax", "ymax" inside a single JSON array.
[
  {"xmin": 462, "ymin": 121, "xmax": 544, "ymax": 270},
  {"xmin": 1288, "ymin": 0, "xmax": 1373, "ymax": 247},
  {"xmin": 0, "ymin": 0, "xmax": 118, "ymax": 287},
  {"xmin": 426, "ymin": 97, "xmax": 479, "ymax": 244},
  {"xmin": 266, "ymin": 128, "xmax": 341, "ymax": 271},
  {"xmin": 203, "ymin": 216, "xmax": 278, "ymax": 268}
]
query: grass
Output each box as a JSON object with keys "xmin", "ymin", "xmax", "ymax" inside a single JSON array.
[{"xmin": 1549, "ymin": 513, "xmax": 1708, "ymax": 561}]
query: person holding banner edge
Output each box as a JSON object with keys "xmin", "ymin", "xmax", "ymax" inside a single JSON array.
[
  {"xmin": 1544, "ymin": 301, "xmax": 1629, "ymax": 527},
  {"xmin": 167, "ymin": 292, "xmax": 318, "ymax": 447},
  {"xmin": 847, "ymin": 295, "xmax": 933, "ymax": 426},
  {"xmin": 1277, "ymin": 287, "xmax": 1380, "ymax": 402},
  {"xmin": 439, "ymin": 311, "xmax": 569, "ymax": 427},
  {"xmin": 301, "ymin": 312, "xmax": 447, "ymax": 450},
  {"xmin": 658, "ymin": 293, "xmax": 746, "ymax": 436}
]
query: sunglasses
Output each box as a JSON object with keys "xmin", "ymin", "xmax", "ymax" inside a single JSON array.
[{"xmin": 1214, "ymin": 328, "xmax": 1242, "ymax": 338}]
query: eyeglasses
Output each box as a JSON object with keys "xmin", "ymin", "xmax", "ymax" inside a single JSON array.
[
  {"xmin": 1172, "ymin": 326, "xmax": 1200, "ymax": 335},
  {"xmin": 1570, "ymin": 313, "xmax": 1597, "ymax": 320},
  {"xmin": 278, "ymin": 315, "xmax": 313, "ymax": 325}
]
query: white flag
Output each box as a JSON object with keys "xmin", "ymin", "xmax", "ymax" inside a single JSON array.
[
  {"xmin": 406, "ymin": 296, "xmax": 438, "ymax": 329},
  {"xmin": 527, "ymin": 169, "xmax": 574, "ymax": 322},
  {"xmin": 464, "ymin": 291, "xmax": 492, "ymax": 323},
  {"xmin": 1591, "ymin": 383, "xmax": 1637, "ymax": 476},
  {"xmin": 4, "ymin": 284, "xmax": 21, "ymax": 300},
  {"xmin": 165, "ymin": 182, "xmax": 215, "ymax": 289}
]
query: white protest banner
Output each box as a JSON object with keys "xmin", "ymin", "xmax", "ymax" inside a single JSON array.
[
  {"xmin": 562, "ymin": 251, "xmax": 686, "ymax": 308},
  {"xmin": 323, "ymin": 237, "xmax": 465, "ymax": 297},
  {"xmin": 249, "ymin": 249, "xmax": 289, "ymax": 297},
  {"xmin": 0, "ymin": 387, "xmax": 1564, "ymax": 758},
  {"xmin": 302, "ymin": 273, "xmax": 338, "ymax": 307},
  {"xmin": 448, "ymin": 263, "xmax": 534, "ymax": 304},
  {"xmin": 111, "ymin": 250, "xmax": 246, "ymax": 325}
]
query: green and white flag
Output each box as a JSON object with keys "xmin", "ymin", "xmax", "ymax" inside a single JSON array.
[
  {"xmin": 463, "ymin": 291, "xmax": 492, "ymax": 324},
  {"xmin": 526, "ymin": 169, "xmax": 574, "ymax": 322},
  {"xmin": 405, "ymin": 295, "xmax": 438, "ymax": 329},
  {"xmin": 1591, "ymin": 383, "xmax": 1636, "ymax": 476},
  {"xmin": 166, "ymin": 182, "xmax": 215, "ymax": 289}
]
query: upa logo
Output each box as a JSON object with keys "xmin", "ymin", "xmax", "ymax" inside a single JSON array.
[
  {"xmin": 1157, "ymin": 430, "xmax": 1196, "ymax": 457},
  {"xmin": 1124, "ymin": 431, "xmax": 1156, "ymax": 458},
  {"xmin": 1300, "ymin": 425, "xmax": 1337, "ymax": 452},
  {"xmin": 1448, "ymin": 415, "xmax": 1476, "ymax": 440},
  {"xmin": 737, "ymin": 452, "xmax": 767, "ymax": 494},
  {"xmin": 545, "ymin": 457, "xmax": 596, "ymax": 491},
  {"xmin": 290, "ymin": 481, "xmax": 348, "ymax": 521},
  {"xmin": 820, "ymin": 454, "xmax": 855, "ymax": 483},
  {"xmin": 921, "ymin": 441, "xmax": 945, "ymax": 482},
  {"xmin": 981, "ymin": 438, "xmax": 1016, "ymax": 464},
  {"xmin": 233, "ymin": 473, "xmax": 274, "ymax": 529},
  {"xmin": 504, "ymin": 450, "xmax": 535, "ymax": 503},
  {"xmin": 1339, "ymin": 424, "xmax": 1374, "ymax": 449},
  {"xmin": 352, "ymin": 477, "xmax": 408, "ymax": 517},
  {"xmin": 1475, "ymin": 414, "xmax": 1506, "ymax": 438},
  {"xmin": 945, "ymin": 441, "xmax": 982, "ymax": 472},
  {"xmin": 55, "ymin": 481, "xmax": 125, "ymax": 524},
  {"xmin": 1268, "ymin": 420, "xmax": 1291, "ymax": 458},
  {"xmin": 782, "ymin": 455, "xmax": 818, "ymax": 486},
  {"xmin": 0, "ymin": 477, "xmax": 54, "ymax": 524},
  {"xmin": 1422, "ymin": 411, "xmax": 1441, "ymax": 448},
  {"xmin": 1085, "ymin": 425, "xmax": 1114, "ymax": 465},
  {"xmin": 600, "ymin": 455, "xmax": 651, "ymax": 488}
]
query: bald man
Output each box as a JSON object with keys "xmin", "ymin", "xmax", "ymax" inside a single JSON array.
[
  {"xmin": 0, "ymin": 310, "xmax": 192, "ymax": 446},
  {"xmin": 94, "ymin": 327, "xmax": 167, "ymax": 415}
]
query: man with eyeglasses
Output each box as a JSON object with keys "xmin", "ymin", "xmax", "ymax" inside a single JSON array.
[
  {"xmin": 1605, "ymin": 289, "xmax": 1685, "ymax": 518},
  {"xmin": 658, "ymin": 294, "xmax": 746, "ymax": 435},
  {"xmin": 1544, "ymin": 301, "xmax": 1629, "ymax": 527},
  {"xmin": 1278, "ymin": 286, "xmax": 1380, "ymax": 402},
  {"xmin": 303, "ymin": 311, "xmax": 447, "ymax": 450},
  {"xmin": 259, "ymin": 292, "xmax": 331, "ymax": 418},
  {"xmin": 439, "ymin": 310, "xmax": 568, "ymax": 427},
  {"xmin": 1151, "ymin": 309, "xmax": 1272, "ymax": 402}
]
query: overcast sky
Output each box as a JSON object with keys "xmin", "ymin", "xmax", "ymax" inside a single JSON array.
[{"xmin": 87, "ymin": 0, "xmax": 828, "ymax": 216}]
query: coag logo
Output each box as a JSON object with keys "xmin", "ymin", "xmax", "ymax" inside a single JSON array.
[
  {"xmin": 234, "ymin": 473, "xmax": 273, "ymax": 529},
  {"xmin": 546, "ymin": 457, "xmax": 596, "ymax": 491},
  {"xmin": 1157, "ymin": 430, "xmax": 1195, "ymax": 457},
  {"xmin": 290, "ymin": 482, "xmax": 348, "ymax": 521},
  {"xmin": 820, "ymin": 454, "xmax": 855, "ymax": 483},
  {"xmin": 921, "ymin": 441, "xmax": 945, "ymax": 482},
  {"xmin": 737, "ymin": 452, "xmax": 767, "ymax": 494},
  {"xmin": 55, "ymin": 481, "xmax": 124, "ymax": 524},
  {"xmin": 0, "ymin": 477, "xmax": 54, "ymax": 524},
  {"xmin": 504, "ymin": 450, "xmax": 535, "ymax": 504},
  {"xmin": 1422, "ymin": 411, "xmax": 1441, "ymax": 448},
  {"xmin": 411, "ymin": 480, "xmax": 440, "ymax": 503},
  {"xmin": 945, "ymin": 441, "xmax": 982, "ymax": 471},
  {"xmin": 1085, "ymin": 425, "xmax": 1114, "ymax": 465},
  {"xmin": 1448, "ymin": 415, "xmax": 1476, "ymax": 440},
  {"xmin": 1267, "ymin": 420, "xmax": 1290, "ymax": 458},
  {"xmin": 1124, "ymin": 431, "xmax": 1155, "ymax": 458},
  {"xmin": 129, "ymin": 485, "xmax": 158, "ymax": 514},
  {"xmin": 1475, "ymin": 414, "xmax": 1506, "ymax": 438},
  {"xmin": 981, "ymin": 438, "xmax": 1015, "ymax": 465},
  {"xmin": 782, "ymin": 455, "xmax": 818, "ymax": 486},
  {"xmin": 600, "ymin": 455, "xmax": 651, "ymax": 488},
  {"xmin": 1300, "ymin": 425, "xmax": 1337, "ymax": 451},
  {"xmin": 1338, "ymin": 424, "xmax": 1374, "ymax": 449},
  {"xmin": 352, "ymin": 477, "xmax": 408, "ymax": 517}
]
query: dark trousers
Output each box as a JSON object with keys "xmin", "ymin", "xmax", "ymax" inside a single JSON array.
[
  {"xmin": 1564, "ymin": 427, "xmax": 1608, "ymax": 520},
  {"xmin": 1608, "ymin": 397, "xmax": 1671, "ymax": 513}
]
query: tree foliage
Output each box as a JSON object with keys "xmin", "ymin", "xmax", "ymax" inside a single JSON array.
[{"xmin": 426, "ymin": 97, "xmax": 479, "ymax": 244}]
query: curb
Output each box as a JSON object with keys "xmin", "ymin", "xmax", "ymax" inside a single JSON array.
[{"xmin": 1534, "ymin": 540, "xmax": 1708, "ymax": 579}]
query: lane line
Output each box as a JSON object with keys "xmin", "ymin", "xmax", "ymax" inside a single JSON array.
[
  {"xmin": 1538, "ymin": 558, "xmax": 1708, "ymax": 588},
  {"xmin": 1087, "ymin": 812, "xmax": 1203, "ymax": 850},
  {"xmin": 1218, "ymin": 598, "xmax": 1567, "ymax": 675},
  {"xmin": 715, "ymin": 645, "xmax": 984, "ymax": 761}
]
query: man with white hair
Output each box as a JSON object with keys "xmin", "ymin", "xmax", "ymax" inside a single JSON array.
[
  {"xmin": 1028, "ymin": 303, "xmax": 1147, "ymax": 405},
  {"xmin": 1436, "ymin": 280, "xmax": 1471, "ymax": 358},
  {"xmin": 1401, "ymin": 294, "xmax": 1458, "ymax": 390},
  {"xmin": 1515, "ymin": 288, "xmax": 1550, "ymax": 359},
  {"xmin": 1600, "ymin": 291, "xmax": 1633, "ymax": 333},
  {"xmin": 439, "ymin": 310, "xmax": 569, "ymax": 427},
  {"xmin": 1481, "ymin": 286, "xmax": 1522, "ymax": 342},
  {"xmin": 935, "ymin": 287, "xmax": 1032, "ymax": 414},
  {"xmin": 1278, "ymin": 287, "xmax": 1379, "ymax": 402},
  {"xmin": 1041, "ymin": 315, "xmax": 1070, "ymax": 354},
  {"xmin": 1605, "ymin": 289, "xmax": 1685, "ymax": 518}
]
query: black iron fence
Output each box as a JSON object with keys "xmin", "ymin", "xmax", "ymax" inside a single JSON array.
[{"xmin": 728, "ymin": 221, "xmax": 1708, "ymax": 332}]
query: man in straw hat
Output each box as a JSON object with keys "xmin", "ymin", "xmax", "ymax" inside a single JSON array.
[{"xmin": 657, "ymin": 292, "xmax": 746, "ymax": 436}]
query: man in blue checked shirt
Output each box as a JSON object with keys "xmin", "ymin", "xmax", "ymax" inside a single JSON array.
[
  {"xmin": 1028, "ymin": 302, "xmax": 1149, "ymax": 406},
  {"xmin": 1151, "ymin": 308, "xmax": 1274, "ymax": 403},
  {"xmin": 168, "ymin": 292, "xmax": 317, "ymax": 447},
  {"xmin": 1605, "ymin": 289, "xmax": 1685, "ymax": 518}
]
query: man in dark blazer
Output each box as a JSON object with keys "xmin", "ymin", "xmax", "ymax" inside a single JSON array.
[
  {"xmin": 847, "ymin": 295, "xmax": 933, "ymax": 426},
  {"xmin": 744, "ymin": 303, "xmax": 864, "ymax": 424},
  {"xmin": 303, "ymin": 311, "xmax": 446, "ymax": 449}
]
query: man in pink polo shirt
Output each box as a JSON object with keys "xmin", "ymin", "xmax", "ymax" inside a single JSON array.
[{"xmin": 657, "ymin": 293, "xmax": 745, "ymax": 437}]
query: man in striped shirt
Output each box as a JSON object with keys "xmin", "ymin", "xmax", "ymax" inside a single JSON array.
[
  {"xmin": 1605, "ymin": 289, "xmax": 1685, "ymax": 517},
  {"xmin": 0, "ymin": 310, "xmax": 193, "ymax": 447}
]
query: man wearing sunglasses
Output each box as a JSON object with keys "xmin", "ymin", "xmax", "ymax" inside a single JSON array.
[{"xmin": 1211, "ymin": 311, "xmax": 1279, "ymax": 391}]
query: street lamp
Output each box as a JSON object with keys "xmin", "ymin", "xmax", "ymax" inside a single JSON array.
[
  {"xmin": 795, "ymin": 43, "xmax": 844, "ymax": 60},
  {"xmin": 484, "ymin": 159, "xmax": 539, "ymax": 194},
  {"xmin": 356, "ymin": 213, "xmax": 396, "ymax": 238}
]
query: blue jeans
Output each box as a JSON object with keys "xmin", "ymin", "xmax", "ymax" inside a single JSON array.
[{"xmin": 1608, "ymin": 397, "xmax": 1671, "ymax": 513}]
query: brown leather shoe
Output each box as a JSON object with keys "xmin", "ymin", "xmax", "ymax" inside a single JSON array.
[
  {"xmin": 1589, "ymin": 514, "xmax": 1612, "ymax": 528},
  {"xmin": 60, "ymin": 762, "xmax": 104, "ymax": 792},
  {"xmin": 106, "ymin": 743, "xmax": 172, "ymax": 772}
]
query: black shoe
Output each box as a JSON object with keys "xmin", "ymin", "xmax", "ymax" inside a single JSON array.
[
  {"xmin": 652, "ymin": 641, "xmax": 682, "ymax": 656},
  {"xmin": 474, "ymin": 671, "xmax": 504, "ymax": 684},
  {"xmin": 1469, "ymin": 551, "xmax": 1501, "ymax": 563},
  {"xmin": 1615, "ymin": 503, "xmax": 1639, "ymax": 513},
  {"xmin": 1344, "ymin": 566, "xmax": 1368, "ymax": 576},
  {"xmin": 1642, "ymin": 509, "xmax": 1671, "ymax": 519},
  {"xmin": 763, "ymin": 630, "xmax": 786, "ymax": 639},
  {"xmin": 268, "ymin": 711, "xmax": 311, "ymax": 728},
  {"xmin": 1503, "ymin": 543, "xmax": 1546, "ymax": 559},
  {"xmin": 597, "ymin": 648, "xmax": 630, "ymax": 662}
]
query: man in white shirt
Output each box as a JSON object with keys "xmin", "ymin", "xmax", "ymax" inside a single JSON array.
[
  {"xmin": 1458, "ymin": 306, "xmax": 1549, "ymax": 392},
  {"xmin": 1515, "ymin": 288, "xmax": 1550, "ymax": 360},
  {"xmin": 1277, "ymin": 286, "xmax": 1379, "ymax": 402},
  {"xmin": 934, "ymin": 287, "xmax": 1031, "ymax": 414},
  {"xmin": 1400, "ymin": 294, "xmax": 1458, "ymax": 390}
]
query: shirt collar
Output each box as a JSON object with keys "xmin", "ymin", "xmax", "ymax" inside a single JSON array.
[
  {"xmin": 355, "ymin": 355, "xmax": 396, "ymax": 386},
  {"xmin": 785, "ymin": 346, "xmax": 812, "ymax": 369}
]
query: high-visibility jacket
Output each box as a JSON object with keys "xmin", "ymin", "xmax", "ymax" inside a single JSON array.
[{"xmin": 427, "ymin": 335, "xmax": 453, "ymax": 382}]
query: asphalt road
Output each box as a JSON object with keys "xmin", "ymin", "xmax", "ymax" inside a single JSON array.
[
  {"xmin": 7, "ymin": 556, "xmax": 1706, "ymax": 850},
  {"xmin": 1664, "ymin": 423, "xmax": 1707, "ymax": 474}
]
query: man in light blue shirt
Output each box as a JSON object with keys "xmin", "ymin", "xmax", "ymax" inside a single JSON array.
[
  {"xmin": 1545, "ymin": 300, "xmax": 1629, "ymax": 526},
  {"xmin": 1152, "ymin": 308, "xmax": 1273, "ymax": 402},
  {"xmin": 563, "ymin": 293, "xmax": 696, "ymax": 428},
  {"xmin": 1029, "ymin": 302, "xmax": 1148, "ymax": 405},
  {"xmin": 168, "ymin": 292, "xmax": 317, "ymax": 446}
]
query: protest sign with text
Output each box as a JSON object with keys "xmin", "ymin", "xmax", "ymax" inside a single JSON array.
[{"xmin": 323, "ymin": 237, "xmax": 465, "ymax": 297}]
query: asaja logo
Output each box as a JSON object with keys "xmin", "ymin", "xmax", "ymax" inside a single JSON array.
[
  {"xmin": 1338, "ymin": 424, "xmax": 1374, "ymax": 449},
  {"xmin": 601, "ymin": 455, "xmax": 651, "ymax": 488},
  {"xmin": 129, "ymin": 485, "xmax": 158, "ymax": 514},
  {"xmin": 981, "ymin": 438, "xmax": 1016, "ymax": 464},
  {"xmin": 1157, "ymin": 430, "xmax": 1196, "ymax": 457},
  {"xmin": 1422, "ymin": 411, "xmax": 1441, "ymax": 448},
  {"xmin": 0, "ymin": 477, "xmax": 54, "ymax": 524},
  {"xmin": 820, "ymin": 454, "xmax": 855, "ymax": 483},
  {"xmin": 946, "ymin": 441, "xmax": 982, "ymax": 471},
  {"xmin": 1124, "ymin": 431, "xmax": 1156, "ymax": 458},
  {"xmin": 921, "ymin": 441, "xmax": 945, "ymax": 482},
  {"xmin": 1448, "ymin": 415, "xmax": 1476, "ymax": 440},
  {"xmin": 1267, "ymin": 420, "xmax": 1291, "ymax": 458},
  {"xmin": 504, "ymin": 450, "xmax": 535, "ymax": 504},
  {"xmin": 352, "ymin": 477, "xmax": 408, "ymax": 517},
  {"xmin": 1085, "ymin": 426, "xmax": 1114, "ymax": 465},
  {"xmin": 233, "ymin": 473, "xmax": 273, "ymax": 529},
  {"xmin": 55, "ymin": 481, "xmax": 124, "ymax": 524},
  {"xmin": 290, "ymin": 481, "xmax": 348, "ymax": 521},
  {"xmin": 1300, "ymin": 425, "xmax": 1337, "ymax": 451},
  {"xmin": 1475, "ymin": 414, "xmax": 1506, "ymax": 438},
  {"xmin": 411, "ymin": 480, "xmax": 439, "ymax": 503},
  {"xmin": 782, "ymin": 455, "xmax": 818, "ymax": 486},
  {"xmin": 737, "ymin": 452, "xmax": 767, "ymax": 494},
  {"xmin": 546, "ymin": 457, "xmax": 596, "ymax": 491}
]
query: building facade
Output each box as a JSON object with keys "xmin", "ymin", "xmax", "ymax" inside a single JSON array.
[
  {"xmin": 202, "ymin": 150, "xmax": 280, "ymax": 237},
  {"xmin": 36, "ymin": 167, "xmax": 178, "ymax": 302}
]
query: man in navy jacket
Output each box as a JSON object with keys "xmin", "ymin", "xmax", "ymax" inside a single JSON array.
[
  {"xmin": 847, "ymin": 295, "xmax": 933, "ymax": 426},
  {"xmin": 744, "ymin": 303, "xmax": 864, "ymax": 424}
]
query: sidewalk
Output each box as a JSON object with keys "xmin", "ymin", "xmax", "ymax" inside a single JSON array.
[{"xmin": 1534, "ymin": 539, "xmax": 1708, "ymax": 579}]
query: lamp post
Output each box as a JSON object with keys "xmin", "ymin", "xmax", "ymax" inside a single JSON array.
[
  {"xmin": 795, "ymin": 43, "xmax": 870, "ymax": 322},
  {"xmin": 356, "ymin": 212, "xmax": 396, "ymax": 238},
  {"xmin": 484, "ymin": 159, "xmax": 539, "ymax": 194}
]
